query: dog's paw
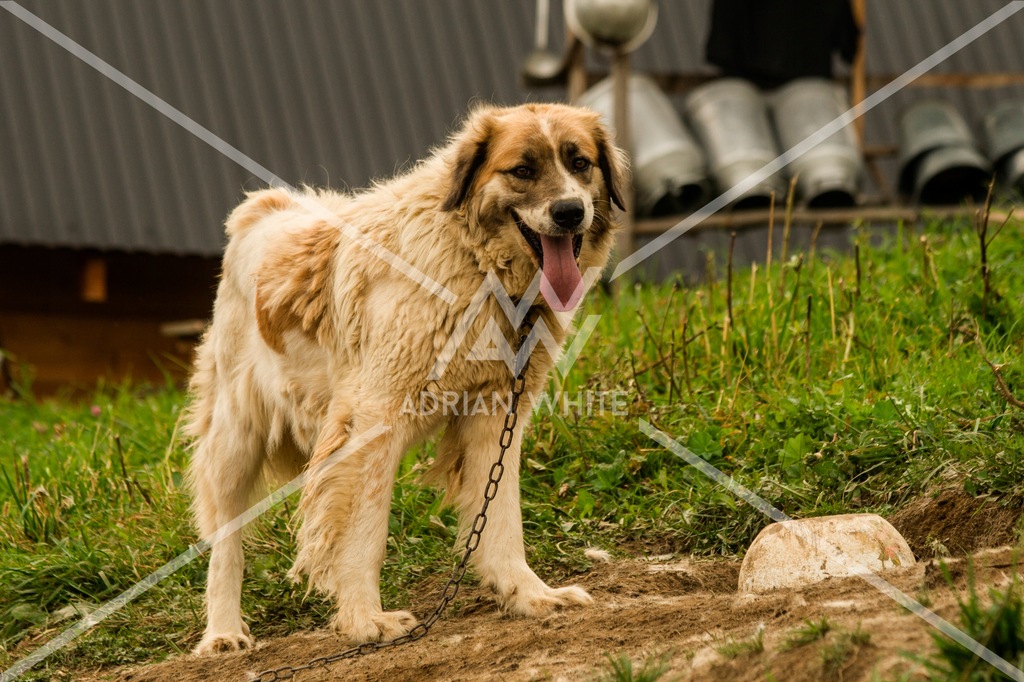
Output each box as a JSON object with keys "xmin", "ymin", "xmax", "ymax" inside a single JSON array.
[
  {"xmin": 506, "ymin": 583, "xmax": 593, "ymax": 617},
  {"xmin": 193, "ymin": 629, "xmax": 254, "ymax": 655},
  {"xmin": 330, "ymin": 609, "xmax": 418, "ymax": 644},
  {"xmin": 488, "ymin": 567, "xmax": 594, "ymax": 617}
]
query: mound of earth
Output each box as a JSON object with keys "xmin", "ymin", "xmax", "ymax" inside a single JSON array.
[
  {"xmin": 890, "ymin": 488, "xmax": 1020, "ymax": 558},
  {"xmin": 75, "ymin": 493, "xmax": 1021, "ymax": 682}
]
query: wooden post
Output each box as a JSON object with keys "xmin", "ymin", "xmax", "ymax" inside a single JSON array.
[
  {"xmin": 850, "ymin": 0, "xmax": 868, "ymax": 148},
  {"xmin": 566, "ymin": 35, "xmax": 586, "ymax": 103},
  {"xmin": 81, "ymin": 257, "xmax": 108, "ymax": 303},
  {"xmin": 611, "ymin": 47, "xmax": 634, "ymax": 266}
]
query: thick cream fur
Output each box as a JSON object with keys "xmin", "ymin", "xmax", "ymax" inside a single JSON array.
[{"xmin": 186, "ymin": 103, "xmax": 626, "ymax": 654}]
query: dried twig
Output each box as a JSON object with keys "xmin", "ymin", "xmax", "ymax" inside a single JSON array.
[
  {"xmin": 115, "ymin": 434, "xmax": 154, "ymax": 508},
  {"xmin": 854, "ymin": 242, "xmax": 862, "ymax": 299},
  {"xmin": 726, "ymin": 230, "xmax": 736, "ymax": 326},
  {"xmin": 804, "ymin": 295, "xmax": 813, "ymax": 384},
  {"xmin": 975, "ymin": 179, "xmax": 996, "ymax": 319},
  {"xmin": 115, "ymin": 435, "xmax": 134, "ymax": 501},
  {"xmin": 975, "ymin": 331, "xmax": 1024, "ymax": 411},
  {"xmin": 636, "ymin": 309, "xmax": 681, "ymax": 402}
]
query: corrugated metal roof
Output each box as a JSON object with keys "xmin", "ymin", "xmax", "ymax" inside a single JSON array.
[
  {"xmin": 1, "ymin": 1, "xmax": 1022, "ymax": 257},
  {"xmin": 0, "ymin": 0, "xmax": 544, "ymax": 256}
]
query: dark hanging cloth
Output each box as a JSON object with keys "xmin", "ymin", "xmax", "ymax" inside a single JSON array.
[{"xmin": 705, "ymin": 0, "xmax": 860, "ymax": 89}]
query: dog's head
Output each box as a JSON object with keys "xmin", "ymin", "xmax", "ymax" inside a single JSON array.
[{"xmin": 441, "ymin": 103, "xmax": 628, "ymax": 312}]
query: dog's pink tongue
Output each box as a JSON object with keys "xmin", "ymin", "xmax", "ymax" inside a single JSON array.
[{"xmin": 539, "ymin": 234, "xmax": 583, "ymax": 312}]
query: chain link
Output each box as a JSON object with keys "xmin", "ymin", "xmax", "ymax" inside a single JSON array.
[{"xmin": 251, "ymin": 321, "xmax": 535, "ymax": 681}]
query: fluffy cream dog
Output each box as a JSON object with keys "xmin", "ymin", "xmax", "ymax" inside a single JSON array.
[{"xmin": 186, "ymin": 103, "xmax": 627, "ymax": 654}]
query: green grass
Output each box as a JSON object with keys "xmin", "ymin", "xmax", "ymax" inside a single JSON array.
[
  {"xmin": 820, "ymin": 624, "xmax": 871, "ymax": 677},
  {"xmin": 715, "ymin": 624, "xmax": 766, "ymax": 658},
  {"xmin": 1, "ymin": 212, "xmax": 1023, "ymax": 678},
  {"xmin": 918, "ymin": 564, "xmax": 1024, "ymax": 681},
  {"xmin": 781, "ymin": 617, "xmax": 834, "ymax": 651},
  {"xmin": 595, "ymin": 652, "xmax": 673, "ymax": 682}
]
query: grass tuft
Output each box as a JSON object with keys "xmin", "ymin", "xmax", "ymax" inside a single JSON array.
[
  {"xmin": 595, "ymin": 651, "xmax": 673, "ymax": 682},
  {"xmin": 715, "ymin": 624, "xmax": 765, "ymax": 658},
  {"xmin": 820, "ymin": 624, "xmax": 871, "ymax": 678},
  {"xmin": 781, "ymin": 617, "xmax": 833, "ymax": 651}
]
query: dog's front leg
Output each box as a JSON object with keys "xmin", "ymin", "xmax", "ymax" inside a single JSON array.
[
  {"xmin": 444, "ymin": 410, "xmax": 592, "ymax": 616},
  {"xmin": 291, "ymin": 415, "xmax": 417, "ymax": 643}
]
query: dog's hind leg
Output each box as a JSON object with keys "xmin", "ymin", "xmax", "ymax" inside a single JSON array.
[
  {"xmin": 445, "ymin": 411, "xmax": 593, "ymax": 616},
  {"xmin": 291, "ymin": 411, "xmax": 418, "ymax": 644},
  {"xmin": 190, "ymin": 409, "xmax": 265, "ymax": 655}
]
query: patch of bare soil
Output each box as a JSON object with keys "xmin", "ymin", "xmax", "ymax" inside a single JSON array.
[
  {"xmin": 78, "ymin": 497, "xmax": 1022, "ymax": 682},
  {"xmin": 890, "ymin": 488, "xmax": 1021, "ymax": 558}
]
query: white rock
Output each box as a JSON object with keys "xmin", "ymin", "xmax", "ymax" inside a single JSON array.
[{"xmin": 738, "ymin": 514, "xmax": 915, "ymax": 594}]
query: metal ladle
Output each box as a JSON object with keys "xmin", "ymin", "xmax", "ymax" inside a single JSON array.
[{"xmin": 521, "ymin": 0, "xmax": 565, "ymax": 86}]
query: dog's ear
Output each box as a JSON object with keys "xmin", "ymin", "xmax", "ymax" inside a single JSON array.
[
  {"xmin": 442, "ymin": 107, "xmax": 496, "ymax": 211},
  {"xmin": 595, "ymin": 125, "xmax": 629, "ymax": 212}
]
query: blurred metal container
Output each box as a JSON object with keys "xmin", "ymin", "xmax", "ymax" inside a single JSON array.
[
  {"xmin": 686, "ymin": 78, "xmax": 786, "ymax": 209},
  {"xmin": 771, "ymin": 78, "xmax": 864, "ymax": 208},
  {"xmin": 982, "ymin": 100, "xmax": 1024, "ymax": 191},
  {"xmin": 898, "ymin": 100, "xmax": 991, "ymax": 203},
  {"xmin": 912, "ymin": 145, "xmax": 992, "ymax": 205},
  {"xmin": 580, "ymin": 74, "xmax": 710, "ymax": 216},
  {"xmin": 1001, "ymin": 148, "xmax": 1024, "ymax": 194},
  {"xmin": 982, "ymin": 100, "xmax": 1024, "ymax": 161}
]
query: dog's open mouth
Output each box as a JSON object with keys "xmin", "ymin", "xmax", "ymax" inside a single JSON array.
[
  {"xmin": 512, "ymin": 211, "xmax": 584, "ymax": 268},
  {"xmin": 512, "ymin": 210, "xmax": 585, "ymax": 312}
]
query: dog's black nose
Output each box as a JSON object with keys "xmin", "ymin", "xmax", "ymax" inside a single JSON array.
[{"xmin": 550, "ymin": 199, "xmax": 585, "ymax": 231}]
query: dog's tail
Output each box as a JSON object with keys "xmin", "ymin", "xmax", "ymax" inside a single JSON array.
[{"xmin": 225, "ymin": 187, "xmax": 294, "ymax": 237}]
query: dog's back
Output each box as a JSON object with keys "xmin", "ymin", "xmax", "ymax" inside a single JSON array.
[{"xmin": 186, "ymin": 188, "xmax": 342, "ymax": 461}]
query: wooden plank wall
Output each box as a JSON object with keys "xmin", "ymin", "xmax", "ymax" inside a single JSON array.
[{"xmin": 0, "ymin": 246, "xmax": 219, "ymax": 396}]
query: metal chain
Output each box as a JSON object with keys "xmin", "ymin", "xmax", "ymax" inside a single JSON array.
[{"xmin": 252, "ymin": 321, "xmax": 535, "ymax": 681}]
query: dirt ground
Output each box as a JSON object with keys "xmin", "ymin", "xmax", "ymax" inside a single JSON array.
[{"xmin": 79, "ymin": 491, "xmax": 1021, "ymax": 682}]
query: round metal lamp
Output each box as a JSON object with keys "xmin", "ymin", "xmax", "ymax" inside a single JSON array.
[{"xmin": 564, "ymin": 0, "xmax": 657, "ymax": 52}]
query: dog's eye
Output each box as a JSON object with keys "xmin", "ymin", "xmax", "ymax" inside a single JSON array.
[
  {"xmin": 511, "ymin": 165, "xmax": 535, "ymax": 180},
  {"xmin": 571, "ymin": 157, "xmax": 591, "ymax": 172}
]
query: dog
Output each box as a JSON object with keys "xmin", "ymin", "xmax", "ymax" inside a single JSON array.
[{"xmin": 186, "ymin": 103, "xmax": 627, "ymax": 654}]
